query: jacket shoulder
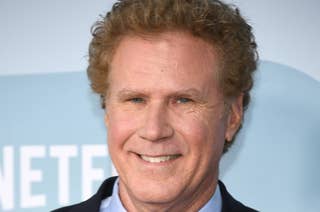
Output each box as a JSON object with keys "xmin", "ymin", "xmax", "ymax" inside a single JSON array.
[
  {"xmin": 218, "ymin": 180, "xmax": 259, "ymax": 212},
  {"xmin": 51, "ymin": 176, "xmax": 117, "ymax": 212}
]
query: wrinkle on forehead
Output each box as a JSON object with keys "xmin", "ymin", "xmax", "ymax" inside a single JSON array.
[{"xmin": 111, "ymin": 31, "xmax": 220, "ymax": 77}]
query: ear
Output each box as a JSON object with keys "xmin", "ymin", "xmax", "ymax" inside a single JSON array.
[
  {"xmin": 225, "ymin": 94, "xmax": 243, "ymax": 142},
  {"xmin": 104, "ymin": 110, "xmax": 109, "ymax": 128}
]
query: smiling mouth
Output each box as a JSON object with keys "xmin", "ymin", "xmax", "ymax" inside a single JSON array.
[{"xmin": 139, "ymin": 154, "xmax": 181, "ymax": 163}]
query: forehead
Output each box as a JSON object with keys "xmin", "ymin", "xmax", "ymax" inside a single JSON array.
[
  {"xmin": 111, "ymin": 31, "xmax": 218, "ymax": 67},
  {"xmin": 109, "ymin": 31, "xmax": 221, "ymax": 94}
]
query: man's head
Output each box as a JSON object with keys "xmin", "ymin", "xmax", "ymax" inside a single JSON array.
[
  {"xmin": 88, "ymin": 0, "xmax": 257, "ymax": 151},
  {"xmin": 87, "ymin": 0, "xmax": 257, "ymax": 211}
]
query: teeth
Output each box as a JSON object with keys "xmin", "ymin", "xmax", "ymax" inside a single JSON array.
[{"xmin": 140, "ymin": 155, "xmax": 179, "ymax": 163}]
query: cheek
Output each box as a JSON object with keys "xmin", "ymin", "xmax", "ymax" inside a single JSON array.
[
  {"xmin": 174, "ymin": 113, "xmax": 226, "ymax": 154},
  {"xmin": 107, "ymin": 108, "xmax": 139, "ymax": 149}
]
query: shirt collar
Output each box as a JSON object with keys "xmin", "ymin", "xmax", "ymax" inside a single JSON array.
[
  {"xmin": 100, "ymin": 178, "xmax": 126, "ymax": 212},
  {"xmin": 199, "ymin": 182, "xmax": 222, "ymax": 212},
  {"xmin": 100, "ymin": 178, "xmax": 222, "ymax": 212}
]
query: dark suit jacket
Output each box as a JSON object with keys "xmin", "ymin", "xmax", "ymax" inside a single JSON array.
[{"xmin": 52, "ymin": 177, "xmax": 258, "ymax": 212}]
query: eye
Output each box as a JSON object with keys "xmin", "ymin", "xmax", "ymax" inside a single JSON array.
[
  {"xmin": 176, "ymin": 97, "xmax": 193, "ymax": 104},
  {"xmin": 128, "ymin": 97, "xmax": 144, "ymax": 103}
]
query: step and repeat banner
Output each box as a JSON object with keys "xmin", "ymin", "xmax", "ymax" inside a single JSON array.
[{"xmin": 1, "ymin": 0, "xmax": 320, "ymax": 211}]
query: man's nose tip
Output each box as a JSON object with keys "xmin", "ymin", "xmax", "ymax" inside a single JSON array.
[{"xmin": 138, "ymin": 123, "xmax": 174, "ymax": 141}]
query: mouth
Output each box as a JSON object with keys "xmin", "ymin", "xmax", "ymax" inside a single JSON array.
[{"xmin": 139, "ymin": 154, "xmax": 181, "ymax": 163}]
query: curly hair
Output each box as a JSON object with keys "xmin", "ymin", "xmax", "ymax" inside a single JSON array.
[{"xmin": 87, "ymin": 0, "xmax": 258, "ymax": 152}]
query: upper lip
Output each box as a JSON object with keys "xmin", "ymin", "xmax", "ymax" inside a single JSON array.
[{"xmin": 136, "ymin": 153, "xmax": 182, "ymax": 157}]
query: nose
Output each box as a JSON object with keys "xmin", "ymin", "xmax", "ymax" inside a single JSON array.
[{"xmin": 138, "ymin": 102, "xmax": 174, "ymax": 142}]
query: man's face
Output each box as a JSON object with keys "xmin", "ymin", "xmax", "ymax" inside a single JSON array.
[{"xmin": 105, "ymin": 32, "xmax": 242, "ymax": 210}]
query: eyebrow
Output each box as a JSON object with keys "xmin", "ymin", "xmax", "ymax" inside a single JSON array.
[
  {"xmin": 170, "ymin": 88, "xmax": 202, "ymax": 97},
  {"xmin": 116, "ymin": 88, "xmax": 203, "ymax": 99},
  {"xmin": 116, "ymin": 89, "xmax": 147, "ymax": 100}
]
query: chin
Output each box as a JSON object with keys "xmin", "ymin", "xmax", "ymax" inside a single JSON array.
[{"xmin": 125, "ymin": 175, "xmax": 184, "ymax": 204}]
